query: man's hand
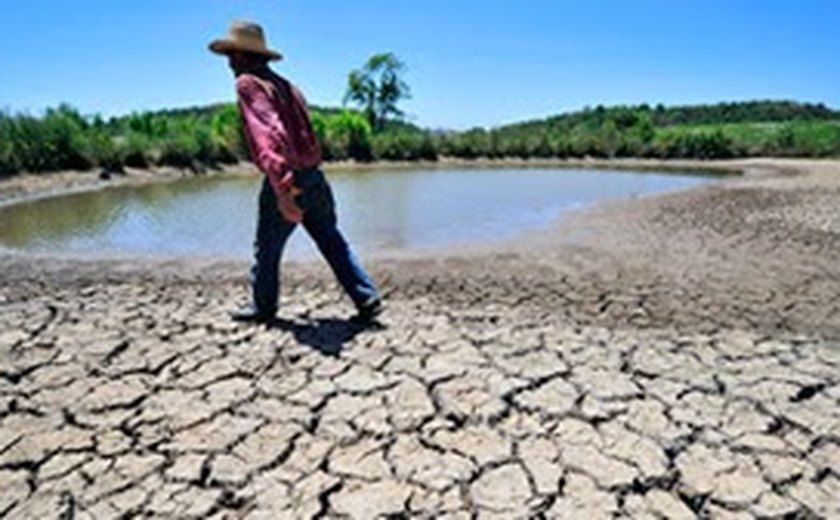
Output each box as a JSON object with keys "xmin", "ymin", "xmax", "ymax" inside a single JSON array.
[{"xmin": 277, "ymin": 188, "xmax": 303, "ymax": 223}]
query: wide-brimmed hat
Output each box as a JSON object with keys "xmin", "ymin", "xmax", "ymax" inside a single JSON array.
[{"xmin": 209, "ymin": 21, "xmax": 283, "ymax": 61}]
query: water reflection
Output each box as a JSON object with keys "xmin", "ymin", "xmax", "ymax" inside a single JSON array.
[
  {"xmin": 0, "ymin": 168, "xmax": 714, "ymax": 259},
  {"xmin": 0, "ymin": 187, "xmax": 127, "ymax": 247}
]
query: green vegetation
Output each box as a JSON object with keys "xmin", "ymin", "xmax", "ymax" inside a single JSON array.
[
  {"xmin": 344, "ymin": 52, "xmax": 412, "ymax": 132},
  {"xmin": 1, "ymin": 100, "xmax": 838, "ymax": 178},
  {"xmin": 0, "ymin": 103, "xmax": 246, "ymax": 177},
  {"xmin": 482, "ymin": 102, "xmax": 840, "ymax": 160}
]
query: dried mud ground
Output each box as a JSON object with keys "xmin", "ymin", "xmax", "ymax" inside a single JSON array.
[{"xmin": 1, "ymin": 159, "xmax": 839, "ymax": 519}]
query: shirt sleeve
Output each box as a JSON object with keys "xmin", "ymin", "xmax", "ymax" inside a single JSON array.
[{"xmin": 237, "ymin": 76, "xmax": 294, "ymax": 193}]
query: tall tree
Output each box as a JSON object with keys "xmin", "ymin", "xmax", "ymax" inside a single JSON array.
[{"xmin": 344, "ymin": 52, "xmax": 411, "ymax": 132}]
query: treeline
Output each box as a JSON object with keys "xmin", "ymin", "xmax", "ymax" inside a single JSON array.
[
  {"xmin": 445, "ymin": 119, "xmax": 840, "ymax": 160},
  {"xmin": 0, "ymin": 103, "xmax": 246, "ymax": 176},
  {"xmin": 0, "ymin": 102, "xmax": 435, "ymax": 176},
  {"xmin": 507, "ymin": 100, "xmax": 840, "ymax": 133},
  {"xmin": 1, "ymin": 100, "xmax": 839, "ymax": 177},
  {"xmin": 468, "ymin": 100, "xmax": 840, "ymax": 159}
]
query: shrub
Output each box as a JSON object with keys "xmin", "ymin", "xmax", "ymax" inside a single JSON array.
[
  {"xmin": 158, "ymin": 134, "xmax": 199, "ymax": 168},
  {"xmin": 372, "ymin": 131, "xmax": 437, "ymax": 161},
  {"xmin": 119, "ymin": 133, "xmax": 151, "ymax": 168},
  {"xmin": 326, "ymin": 111, "xmax": 373, "ymax": 161},
  {"xmin": 86, "ymin": 130, "xmax": 124, "ymax": 172}
]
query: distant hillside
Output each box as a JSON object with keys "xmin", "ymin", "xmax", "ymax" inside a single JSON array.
[
  {"xmin": 434, "ymin": 100, "xmax": 840, "ymax": 161},
  {"xmin": 499, "ymin": 100, "xmax": 840, "ymax": 134}
]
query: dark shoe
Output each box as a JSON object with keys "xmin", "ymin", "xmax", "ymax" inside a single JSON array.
[
  {"xmin": 229, "ymin": 306, "xmax": 276, "ymax": 324},
  {"xmin": 352, "ymin": 298, "xmax": 384, "ymax": 324}
]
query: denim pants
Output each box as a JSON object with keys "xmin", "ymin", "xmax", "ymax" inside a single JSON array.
[{"xmin": 251, "ymin": 168, "xmax": 379, "ymax": 314}]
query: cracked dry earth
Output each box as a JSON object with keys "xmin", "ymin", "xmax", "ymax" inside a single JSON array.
[
  {"xmin": 2, "ymin": 280, "xmax": 839, "ymax": 520},
  {"xmin": 2, "ymin": 159, "xmax": 840, "ymax": 519}
]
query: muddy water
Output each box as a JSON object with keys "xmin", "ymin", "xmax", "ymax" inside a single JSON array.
[{"xmin": 0, "ymin": 168, "xmax": 714, "ymax": 259}]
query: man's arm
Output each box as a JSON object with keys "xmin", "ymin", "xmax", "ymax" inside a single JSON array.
[{"xmin": 237, "ymin": 75, "xmax": 302, "ymax": 222}]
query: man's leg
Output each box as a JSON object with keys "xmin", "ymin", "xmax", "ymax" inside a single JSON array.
[
  {"xmin": 299, "ymin": 170, "xmax": 379, "ymax": 309},
  {"xmin": 250, "ymin": 176, "xmax": 296, "ymax": 316}
]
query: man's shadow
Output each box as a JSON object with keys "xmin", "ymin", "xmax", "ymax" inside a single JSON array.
[{"xmin": 268, "ymin": 316, "xmax": 385, "ymax": 357}]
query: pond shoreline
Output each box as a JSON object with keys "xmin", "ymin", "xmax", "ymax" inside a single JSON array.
[
  {"xmin": 0, "ymin": 157, "xmax": 746, "ymax": 210},
  {"xmin": 2, "ymin": 157, "xmax": 837, "ymax": 335}
]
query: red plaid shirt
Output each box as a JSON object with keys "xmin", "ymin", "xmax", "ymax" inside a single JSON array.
[{"xmin": 236, "ymin": 72, "xmax": 322, "ymax": 194}]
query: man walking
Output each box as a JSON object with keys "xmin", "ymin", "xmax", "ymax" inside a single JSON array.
[{"xmin": 209, "ymin": 21, "xmax": 382, "ymax": 324}]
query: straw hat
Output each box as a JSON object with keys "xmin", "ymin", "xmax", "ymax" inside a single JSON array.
[{"xmin": 209, "ymin": 21, "xmax": 283, "ymax": 61}]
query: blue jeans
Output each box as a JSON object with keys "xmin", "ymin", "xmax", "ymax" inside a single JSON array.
[{"xmin": 251, "ymin": 168, "xmax": 379, "ymax": 314}]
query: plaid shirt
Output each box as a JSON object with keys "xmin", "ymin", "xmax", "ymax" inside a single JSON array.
[{"xmin": 236, "ymin": 71, "xmax": 322, "ymax": 194}]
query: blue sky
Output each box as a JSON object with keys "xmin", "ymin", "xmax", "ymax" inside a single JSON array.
[{"xmin": 1, "ymin": 0, "xmax": 837, "ymax": 129}]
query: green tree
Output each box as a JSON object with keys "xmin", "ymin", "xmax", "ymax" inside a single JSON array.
[{"xmin": 344, "ymin": 52, "xmax": 411, "ymax": 132}]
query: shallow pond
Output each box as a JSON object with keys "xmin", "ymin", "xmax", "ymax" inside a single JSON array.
[{"xmin": 0, "ymin": 167, "xmax": 715, "ymax": 259}]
